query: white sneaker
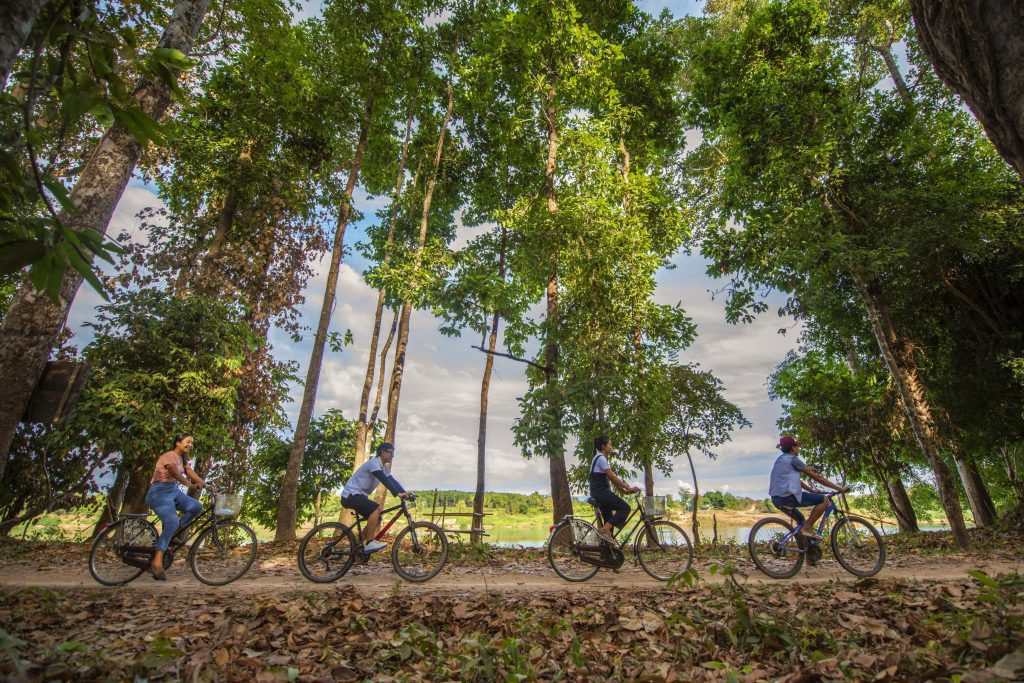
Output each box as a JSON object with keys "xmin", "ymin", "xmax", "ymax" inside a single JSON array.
[{"xmin": 363, "ymin": 539, "xmax": 387, "ymax": 554}]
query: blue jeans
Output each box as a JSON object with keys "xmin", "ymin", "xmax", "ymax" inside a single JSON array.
[{"xmin": 145, "ymin": 482, "xmax": 203, "ymax": 551}]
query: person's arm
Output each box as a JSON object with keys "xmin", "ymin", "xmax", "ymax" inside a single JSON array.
[
  {"xmin": 183, "ymin": 464, "xmax": 205, "ymax": 490},
  {"xmin": 372, "ymin": 469, "xmax": 409, "ymax": 498},
  {"xmin": 605, "ymin": 468, "xmax": 641, "ymax": 495},
  {"xmin": 801, "ymin": 467, "xmax": 849, "ymax": 493},
  {"xmin": 166, "ymin": 462, "xmax": 195, "ymax": 489}
]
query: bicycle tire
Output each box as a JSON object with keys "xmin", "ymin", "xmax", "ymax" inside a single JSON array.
[
  {"xmin": 547, "ymin": 518, "xmax": 601, "ymax": 582},
  {"xmin": 298, "ymin": 522, "xmax": 357, "ymax": 583},
  {"xmin": 830, "ymin": 515, "xmax": 886, "ymax": 577},
  {"xmin": 188, "ymin": 520, "xmax": 258, "ymax": 586},
  {"xmin": 748, "ymin": 517, "xmax": 805, "ymax": 579},
  {"xmin": 634, "ymin": 519, "xmax": 693, "ymax": 581},
  {"xmin": 391, "ymin": 522, "xmax": 448, "ymax": 583},
  {"xmin": 88, "ymin": 518, "xmax": 157, "ymax": 586}
]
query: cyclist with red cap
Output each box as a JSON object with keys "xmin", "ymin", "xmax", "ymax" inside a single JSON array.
[{"xmin": 768, "ymin": 435, "xmax": 849, "ymax": 540}]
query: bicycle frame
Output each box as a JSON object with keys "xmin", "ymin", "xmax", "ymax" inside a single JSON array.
[
  {"xmin": 588, "ymin": 494, "xmax": 659, "ymax": 552},
  {"xmin": 351, "ymin": 498, "xmax": 420, "ymax": 546},
  {"xmin": 776, "ymin": 493, "xmax": 842, "ymax": 555}
]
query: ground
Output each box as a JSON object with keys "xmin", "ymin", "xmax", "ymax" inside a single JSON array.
[{"xmin": 0, "ymin": 529, "xmax": 1022, "ymax": 681}]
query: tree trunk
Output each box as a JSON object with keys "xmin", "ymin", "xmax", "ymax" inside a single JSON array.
[
  {"xmin": 383, "ymin": 300, "xmax": 412, "ymax": 447},
  {"xmin": 685, "ymin": 449, "xmax": 700, "ymax": 547},
  {"xmin": 951, "ymin": 449, "xmax": 998, "ymax": 527},
  {"xmin": 92, "ymin": 460, "xmax": 126, "ymax": 538},
  {"xmin": 873, "ymin": 42, "xmax": 912, "ymax": 105},
  {"xmin": 643, "ymin": 461, "xmax": 654, "ymax": 496},
  {"xmin": 352, "ymin": 105, "xmax": 416, "ymax": 474},
  {"xmin": 541, "ymin": 79, "xmax": 573, "ymax": 525},
  {"xmin": 120, "ymin": 460, "xmax": 151, "ymax": 515},
  {"xmin": 0, "ymin": 0, "xmax": 213, "ymax": 481},
  {"xmin": 472, "ymin": 311, "xmax": 500, "ymax": 545},
  {"xmin": 884, "ymin": 476, "xmax": 919, "ymax": 533},
  {"xmin": 0, "ymin": 0, "xmax": 49, "ymax": 90},
  {"xmin": 854, "ymin": 277, "xmax": 970, "ymax": 548},
  {"xmin": 194, "ymin": 187, "xmax": 240, "ymax": 287},
  {"xmin": 274, "ymin": 94, "xmax": 374, "ymax": 541},
  {"xmin": 911, "ymin": 0, "xmax": 1024, "ymax": 178}
]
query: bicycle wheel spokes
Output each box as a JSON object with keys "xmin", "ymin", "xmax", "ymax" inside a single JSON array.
[
  {"xmin": 391, "ymin": 522, "xmax": 448, "ymax": 582},
  {"xmin": 635, "ymin": 520, "xmax": 693, "ymax": 581},
  {"xmin": 89, "ymin": 519, "xmax": 156, "ymax": 586},
  {"xmin": 831, "ymin": 516, "xmax": 885, "ymax": 577},
  {"xmin": 189, "ymin": 520, "xmax": 258, "ymax": 586},
  {"xmin": 547, "ymin": 519, "xmax": 600, "ymax": 582},
  {"xmin": 298, "ymin": 522, "xmax": 356, "ymax": 583},
  {"xmin": 748, "ymin": 518, "xmax": 804, "ymax": 579}
]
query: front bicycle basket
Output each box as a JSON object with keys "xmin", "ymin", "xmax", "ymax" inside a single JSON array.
[
  {"xmin": 642, "ymin": 495, "xmax": 666, "ymax": 517},
  {"xmin": 214, "ymin": 493, "xmax": 244, "ymax": 517}
]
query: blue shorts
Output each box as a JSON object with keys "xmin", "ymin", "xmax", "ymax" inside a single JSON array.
[{"xmin": 771, "ymin": 493, "xmax": 826, "ymax": 525}]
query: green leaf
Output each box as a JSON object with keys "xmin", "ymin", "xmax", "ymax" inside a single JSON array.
[
  {"xmin": 152, "ymin": 47, "xmax": 194, "ymax": 70},
  {"xmin": 0, "ymin": 239, "xmax": 46, "ymax": 274}
]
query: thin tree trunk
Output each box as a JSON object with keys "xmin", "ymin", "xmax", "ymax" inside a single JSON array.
[
  {"xmin": 541, "ymin": 78, "xmax": 573, "ymax": 525},
  {"xmin": 951, "ymin": 448, "xmax": 998, "ymax": 527},
  {"xmin": 472, "ymin": 311, "xmax": 500, "ymax": 545},
  {"xmin": 92, "ymin": 460, "xmax": 126, "ymax": 538},
  {"xmin": 0, "ymin": 0, "xmax": 213, "ymax": 480},
  {"xmin": 643, "ymin": 461, "xmax": 654, "ymax": 496},
  {"xmin": 685, "ymin": 449, "xmax": 700, "ymax": 547},
  {"xmin": 352, "ymin": 105, "xmax": 416, "ymax": 473},
  {"xmin": 873, "ymin": 43, "xmax": 912, "ymax": 105},
  {"xmin": 275, "ymin": 94, "xmax": 374, "ymax": 541},
  {"xmin": 0, "ymin": 0, "xmax": 49, "ymax": 90},
  {"xmin": 871, "ymin": 452, "xmax": 919, "ymax": 533},
  {"xmin": 194, "ymin": 187, "xmax": 240, "ymax": 287},
  {"xmin": 854, "ymin": 277, "xmax": 970, "ymax": 548}
]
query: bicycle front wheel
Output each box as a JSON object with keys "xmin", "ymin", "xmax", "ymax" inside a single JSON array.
[
  {"xmin": 298, "ymin": 522, "xmax": 357, "ymax": 583},
  {"xmin": 547, "ymin": 518, "xmax": 601, "ymax": 582},
  {"xmin": 188, "ymin": 520, "xmax": 258, "ymax": 586},
  {"xmin": 89, "ymin": 518, "xmax": 157, "ymax": 586},
  {"xmin": 748, "ymin": 517, "xmax": 804, "ymax": 579},
  {"xmin": 635, "ymin": 520, "xmax": 693, "ymax": 581},
  {"xmin": 391, "ymin": 522, "xmax": 448, "ymax": 582},
  {"xmin": 831, "ymin": 515, "xmax": 885, "ymax": 577}
]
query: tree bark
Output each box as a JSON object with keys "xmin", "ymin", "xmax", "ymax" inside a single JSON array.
[
  {"xmin": 873, "ymin": 43, "xmax": 912, "ymax": 106},
  {"xmin": 951, "ymin": 448, "xmax": 998, "ymax": 527},
  {"xmin": 854, "ymin": 277, "xmax": 971, "ymax": 548},
  {"xmin": 194, "ymin": 187, "xmax": 240, "ymax": 287},
  {"xmin": 911, "ymin": 0, "xmax": 1024, "ymax": 178},
  {"xmin": 643, "ymin": 461, "xmax": 654, "ymax": 496},
  {"xmin": 541, "ymin": 79, "xmax": 573, "ymax": 525},
  {"xmin": 274, "ymin": 94, "xmax": 374, "ymax": 541},
  {"xmin": 352, "ymin": 105, "xmax": 416, "ymax": 474},
  {"xmin": 0, "ymin": 0, "xmax": 213, "ymax": 482},
  {"xmin": 472, "ymin": 311, "xmax": 500, "ymax": 544},
  {"xmin": 685, "ymin": 449, "xmax": 700, "ymax": 547},
  {"xmin": 872, "ymin": 453, "xmax": 919, "ymax": 533},
  {"xmin": 0, "ymin": 0, "xmax": 49, "ymax": 91}
]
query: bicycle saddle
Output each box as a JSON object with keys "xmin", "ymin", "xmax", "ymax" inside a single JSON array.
[{"xmin": 586, "ymin": 497, "xmax": 599, "ymax": 507}]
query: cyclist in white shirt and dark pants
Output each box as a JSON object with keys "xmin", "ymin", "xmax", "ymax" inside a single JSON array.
[
  {"xmin": 590, "ymin": 435, "xmax": 641, "ymax": 543},
  {"xmin": 340, "ymin": 442, "xmax": 411, "ymax": 554}
]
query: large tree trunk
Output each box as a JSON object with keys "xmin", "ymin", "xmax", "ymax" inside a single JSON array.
[
  {"xmin": 951, "ymin": 448, "xmax": 998, "ymax": 527},
  {"xmin": 0, "ymin": 0, "xmax": 49, "ymax": 90},
  {"xmin": 472, "ymin": 311, "xmax": 500, "ymax": 545},
  {"xmin": 0, "ymin": 0, "xmax": 213, "ymax": 482},
  {"xmin": 911, "ymin": 1, "xmax": 1024, "ymax": 178},
  {"xmin": 854, "ymin": 277, "xmax": 971, "ymax": 548},
  {"xmin": 643, "ymin": 461, "xmax": 654, "ymax": 496},
  {"xmin": 352, "ymin": 105, "xmax": 416, "ymax": 474},
  {"xmin": 274, "ymin": 95, "xmax": 374, "ymax": 541},
  {"xmin": 541, "ymin": 80, "xmax": 573, "ymax": 525},
  {"xmin": 120, "ymin": 460, "xmax": 152, "ymax": 515},
  {"xmin": 871, "ymin": 452, "xmax": 919, "ymax": 533}
]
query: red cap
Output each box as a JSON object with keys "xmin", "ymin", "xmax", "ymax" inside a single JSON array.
[{"xmin": 778, "ymin": 435, "xmax": 800, "ymax": 449}]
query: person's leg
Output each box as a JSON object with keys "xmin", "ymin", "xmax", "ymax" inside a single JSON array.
[
  {"xmin": 174, "ymin": 491, "xmax": 203, "ymax": 535},
  {"xmin": 362, "ymin": 507, "xmax": 382, "ymax": 544},
  {"xmin": 799, "ymin": 493, "xmax": 828, "ymax": 536},
  {"xmin": 145, "ymin": 484, "xmax": 179, "ymax": 573},
  {"xmin": 607, "ymin": 496, "xmax": 630, "ymax": 530}
]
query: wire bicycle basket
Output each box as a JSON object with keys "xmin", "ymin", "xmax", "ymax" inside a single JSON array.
[
  {"xmin": 642, "ymin": 495, "xmax": 666, "ymax": 517},
  {"xmin": 214, "ymin": 493, "xmax": 244, "ymax": 517}
]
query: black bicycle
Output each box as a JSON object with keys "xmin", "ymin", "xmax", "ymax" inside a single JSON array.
[
  {"xmin": 298, "ymin": 494, "xmax": 448, "ymax": 583},
  {"xmin": 88, "ymin": 486, "xmax": 258, "ymax": 586},
  {"xmin": 547, "ymin": 493, "xmax": 693, "ymax": 582},
  {"xmin": 748, "ymin": 492, "xmax": 885, "ymax": 579}
]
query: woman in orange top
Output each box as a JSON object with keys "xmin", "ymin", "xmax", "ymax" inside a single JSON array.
[{"xmin": 144, "ymin": 433, "xmax": 205, "ymax": 580}]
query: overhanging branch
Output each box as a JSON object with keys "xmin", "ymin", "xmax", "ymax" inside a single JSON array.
[{"xmin": 471, "ymin": 345, "xmax": 548, "ymax": 373}]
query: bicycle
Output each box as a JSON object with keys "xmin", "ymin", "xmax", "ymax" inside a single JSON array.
[
  {"xmin": 547, "ymin": 493, "xmax": 693, "ymax": 582},
  {"xmin": 748, "ymin": 491, "xmax": 885, "ymax": 579},
  {"xmin": 88, "ymin": 485, "xmax": 258, "ymax": 586},
  {"xmin": 298, "ymin": 494, "xmax": 448, "ymax": 583}
]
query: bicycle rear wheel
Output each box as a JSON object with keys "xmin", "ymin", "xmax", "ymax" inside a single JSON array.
[
  {"xmin": 89, "ymin": 518, "xmax": 157, "ymax": 586},
  {"xmin": 831, "ymin": 515, "xmax": 885, "ymax": 577},
  {"xmin": 188, "ymin": 520, "xmax": 258, "ymax": 586},
  {"xmin": 391, "ymin": 522, "xmax": 448, "ymax": 582},
  {"xmin": 748, "ymin": 517, "xmax": 804, "ymax": 579},
  {"xmin": 635, "ymin": 520, "xmax": 693, "ymax": 581},
  {"xmin": 547, "ymin": 518, "xmax": 601, "ymax": 582},
  {"xmin": 298, "ymin": 522, "xmax": 357, "ymax": 583}
]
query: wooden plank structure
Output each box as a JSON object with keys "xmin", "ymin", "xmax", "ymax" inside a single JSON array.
[
  {"xmin": 427, "ymin": 489, "xmax": 490, "ymax": 541},
  {"xmin": 22, "ymin": 361, "xmax": 90, "ymax": 424}
]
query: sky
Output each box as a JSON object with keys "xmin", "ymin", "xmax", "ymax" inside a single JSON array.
[{"xmin": 66, "ymin": 0, "xmax": 802, "ymax": 501}]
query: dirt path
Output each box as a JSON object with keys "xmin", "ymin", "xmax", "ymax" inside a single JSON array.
[{"xmin": 1, "ymin": 555, "xmax": 1020, "ymax": 596}]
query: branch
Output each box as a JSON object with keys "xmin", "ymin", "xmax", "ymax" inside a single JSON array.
[{"xmin": 471, "ymin": 345, "xmax": 548, "ymax": 372}]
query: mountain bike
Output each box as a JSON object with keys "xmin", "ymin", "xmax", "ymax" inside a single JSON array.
[
  {"xmin": 298, "ymin": 494, "xmax": 448, "ymax": 583},
  {"xmin": 748, "ymin": 491, "xmax": 885, "ymax": 579},
  {"xmin": 88, "ymin": 485, "xmax": 258, "ymax": 586},
  {"xmin": 547, "ymin": 493, "xmax": 693, "ymax": 582}
]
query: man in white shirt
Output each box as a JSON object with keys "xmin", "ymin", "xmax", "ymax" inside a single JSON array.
[{"xmin": 341, "ymin": 442, "xmax": 411, "ymax": 554}]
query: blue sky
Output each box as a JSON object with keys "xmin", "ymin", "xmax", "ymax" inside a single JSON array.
[{"xmin": 67, "ymin": 0, "xmax": 802, "ymax": 500}]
